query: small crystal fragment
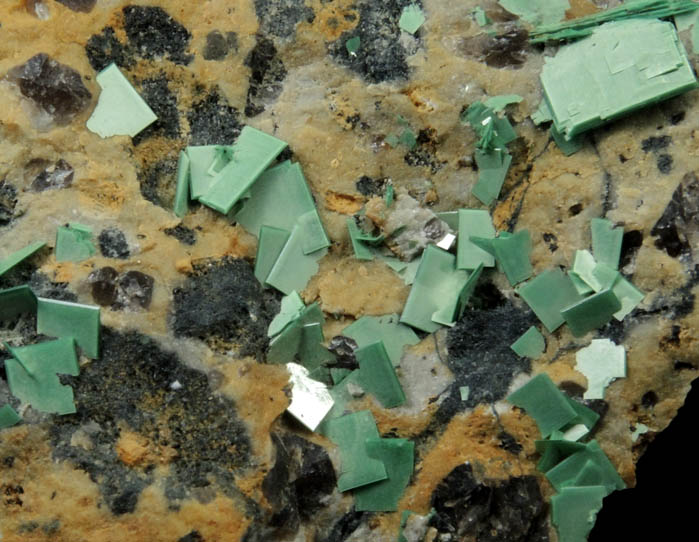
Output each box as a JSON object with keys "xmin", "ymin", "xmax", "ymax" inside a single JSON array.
[
  {"xmin": 88, "ymin": 266, "xmax": 119, "ymax": 306},
  {"xmin": 114, "ymin": 271, "xmax": 155, "ymax": 309},
  {"xmin": 28, "ymin": 159, "xmax": 74, "ymax": 191},
  {"xmin": 327, "ymin": 336, "xmax": 359, "ymax": 370},
  {"xmin": 285, "ymin": 362, "xmax": 334, "ymax": 431},
  {"xmin": 6, "ymin": 53, "xmax": 91, "ymax": 125},
  {"xmin": 56, "ymin": 0, "xmax": 96, "ymax": 12},
  {"xmin": 98, "ymin": 228, "xmax": 130, "ymax": 259}
]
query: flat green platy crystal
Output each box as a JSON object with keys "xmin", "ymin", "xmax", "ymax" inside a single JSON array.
[
  {"xmin": 551, "ymin": 485, "xmax": 608, "ymax": 542},
  {"xmin": 508, "ymin": 373, "xmax": 579, "ymax": 438},
  {"xmin": 498, "ymin": 0, "xmax": 569, "ymax": 25},
  {"xmin": 518, "ymin": 269, "xmax": 583, "ymax": 332},
  {"xmin": 545, "ymin": 440, "xmax": 625, "ymax": 492},
  {"xmin": 4, "ymin": 337, "xmax": 79, "ymax": 415},
  {"xmin": 400, "ymin": 245, "xmax": 474, "ymax": 333},
  {"xmin": 264, "ymin": 224, "xmax": 327, "ymax": 295},
  {"xmin": 186, "ymin": 145, "xmax": 225, "ymax": 200},
  {"xmin": 457, "ymin": 209, "xmax": 496, "ymax": 270},
  {"xmin": 347, "ymin": 218, "xmax": 375, "ymax": 261},
  {"xmin": 540, "ymin": 19, "xmax": 698, "ymax": 141},
  {"xmin": 575, "ymin": 339, "xmax": 626, "ymax": 400},
  {"xmin": 561, "ymin": 288, "xmax": 621, "ymax": 337},
  {"xmin": 354, "ymin": 438, "xmax": 414, "ymax": 512},
  {"xmin": 174, "ymin": 150, "xmax": 191, "ymax": 218},
  {"xmin": 0, "ymin": 241, "xmax": 46, "ymax": 277},
  {"xmin": 484, "ymin": 94, "xmax": 522, "ymax": 111},
  {"xmin": 255, "ymin": 226, "xmax": 291, "ymax": 286},
  {"xmin": 591, "ymin": 218, "xmax": 623, "ymax": 270},
  {"xmin": 491, "ymin": 230, "xmax": 533, "ymax": 286},
  {"xmin": 0, "ymin": 285, "xmax": 37, "ymax": 321},
  {"xmin": 356, "ymin": 341, "xmax": 406, "ymax": 408},
  {"xmin": 398, "ymin": 4, "xmax": 425, "ymax": 34},
  {"xmin": 0, "ymin": 404, "xmax": 21, "ymax": 429},
  {"xmin": 531, "ymin": 0, "xmax": 698, "ymax": 43},
  {"xmin": 511, "ymin": 326, "xmax": 546, "ymax": 359},
  {"xmin": 55, "ymin": 223, "xmax": 96, "ymax": 263},
  {"xmin": 343, "ymin": 314, "xmax": 419, "ymax": 368},
  {"xmin": 37, "ymin": 298, "xmax": 100, "ymax": 358},
  {"xmin": 325, "ymin": 410, "xmax": 388, "ymax": 492},
  {"xmin": 346, "ymin": 36, "xmax": 361, "ymax": 54},
  {"xmin": 198, "ymin": 126, "xmax": 287, "ymax": 214},
  {"xmin": 234, "ymin": 161, "xmax": 325, "ymax": 242},
  {"xmin": 86, "ymin": 63, "xmax": 158, "ymax": 138}
]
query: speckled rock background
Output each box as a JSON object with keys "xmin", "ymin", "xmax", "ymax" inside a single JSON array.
[{"xmin": 1, "ymin": 0, "xmax": 698, "ymax": 541}]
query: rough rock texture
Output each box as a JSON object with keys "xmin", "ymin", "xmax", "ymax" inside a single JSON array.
[
  {"xmin": 172, "ymin": 258, "xmax": 280, "ymax": 359},
  {"xmin": 1, "ymin": 0, "xmax": 698, "ymax": 540}
]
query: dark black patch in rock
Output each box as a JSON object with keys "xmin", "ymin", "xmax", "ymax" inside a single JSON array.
[
  {"xmin": 179, "ymin": 532, "xmax": 204, "ymax": 542},
  {"xmin": 0, "ymin": 181, "xmax": 19, "ymax": 227},
  {"xmin": 641, "ymin": 135, "xmax": 671, "ymax": 153},
  {"xmin": 244, "ymin": 36, "xmax": 287, "ymax": 117},
  {"xmin": 446, "ymin": 303, "xmax": 535, "ymax": 406},
  {"xmin": 172, "ymin": 258, "xmax": 280, "ymax": 359},
  {"xmin": 670, "ymin": 111, "xmax": 685, "ymax": 125},
  {"xmin": 597, "ymin": 317, "xmax": 628, "ymax": 344},
  {"xmin": 642, "ymin": 391, "xmax": 658, "ymax": 408},
  {"xmin": 275, "ymin": 146, "xmax": 294, "ymax": 164},
  {"xmin": 642, "ymin": 265, "xmax": 699, "ymax": 320},
  {"xmin": 404, "ymin": 129, "xmax": 445, "ymax": 174},
  {"xmin": 656, "ymin": 154, "xmax": 673, "ymax": 174},
  {"xmin": 85, "ymin": 27, "xmax": 135, "ymax": 72},
  {"xmin": 98, "ymin": 228, "xmax": 130, "ymax": 259},
  {"xmin": 542, "ymin": 232, "xmax": 558, "ymax": 252},
  {"xmin": 138, "ymin": 157, "xmax": 178, "ymax": 208},
  {"xmin": 50, "ymin": 328, "xmax": 252, "ymax": 514},
  {"xmin": 122, "ymin": 6, "xmax": 193, "ymax": 65},
  {"xmin": 650, "ymin": 172, "xmax": 699, "ymax": 258},
  {"xmin": 430, "ymin": 464, "xmax": 548, "ymax": 542},
  {"xmin": 674, "ymin": 360, "xmax": 696, "ymax": 370},
  {"xmin": 559, "ymin": 381, "xmax": 585, "ymax": 399},
  {"xmin": 317, "ymin": 511, "xmax": 367, "ymax": 542},
  {"xmin": 187, "ymin": 90, "xmax": 244, "ymax": 145},
  {"xmin": 568, "ymin": 203, "xmax": 583, "ymax": 216},
  {"xmin": 329, "ymin": 0, "xmax": 415, "ymax": 83},
  {"xmin": 88, "ymin": 266, "xmax": 119, "ymax": 306},
  {"xmin": 56, "ymin": 0, "xmax": 96, "ymax": 12},
  {"xmin": 28, "ymin": 158, "xmax": 74, "ymax": 191},
  {"xmin": 470, "ymin": 280, "xmax": 507, "ymax": 311},
  {"xmin": 132, "ymin": 74, "xmax": 180, "ymax": 145},
  {"xmin": 327, "ymin": 336, "xmax": 359, "ymax": 370},
  {"xmin": 430, "ymin": 303, "xmax": 535, "ymax": 428},
  {"xmin": 203, "ymin": 31, "xmax": 238, "ymax": 60},
  {"xmin": 6, "ymin": 53, "xmax": 91, "ymax": 125},
  {"xmin": 114, "ymin": 271, "xmax": 154, "ymax": 310},
  {"xmin": 259, "ymin": 433, "xmax": 336, "ymax": 537},
  {"xmin": 619, "ymin": 230, "xmax": 643, "ymax": 268},
  {"xmin": 253, "ymin": 0, "xmax": 314, "ymax": 39},
  {"xmin": 583, "ymin": 399, "xmax": 609, "ymax": 422},
  {"xmin": 164, "ymin": 224, "xmax": 197, "ymax": 245},
  {"xmin": 459, "ymin": 25, "xmax": 529, "ymax": 69},
  {"xmin": 498, "ymin": 431, "xmax": 523, "ymax": 455},
  {"xmin": 355, "ymin": 175, "xmax": 386, "ymax": 196}
]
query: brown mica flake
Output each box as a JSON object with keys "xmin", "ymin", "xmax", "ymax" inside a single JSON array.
[{"xmin": 325, "ymin": 190, "xmax": 365, "ymax": 214}]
